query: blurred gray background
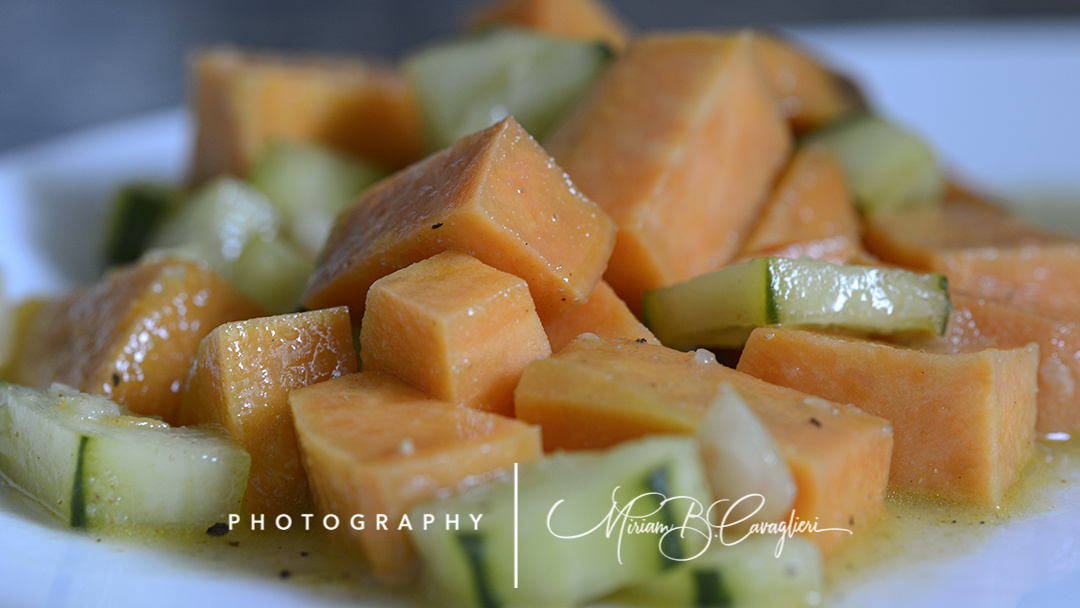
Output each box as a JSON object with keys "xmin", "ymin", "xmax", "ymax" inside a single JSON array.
[{"xmin": 2, "ymin": 0, "xmax": 1079, "ymax": 153}]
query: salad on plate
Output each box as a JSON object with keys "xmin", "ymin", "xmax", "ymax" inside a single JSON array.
[{"xmin": 1, "ymin": 1, "xmax": 1079, "ymax": 607}]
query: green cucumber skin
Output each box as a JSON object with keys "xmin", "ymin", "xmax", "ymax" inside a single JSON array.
[
  {"xmin": 692, "ymin": 569, "xmax": 733, "ymax": 608},
  {"xmin": 938, "ymin": 275, "xmax": 953, "ymax": 337},
  {"xmin": 459, "ymin": 533, "xmax": 500, "ymax": 608},
  {"xmin": 104, "ymin": 185, "xmax": 181, "ymax": 267},
  {"xmin": 763, "ymin": 260, "xmax": 780, "ymax": 326},
  {"xmin": 646, "ymin": 466, "xmax": 682, "ymax": 569},
  {"xmin": 70, "ymin": 435, "xmax": 89, "ymax": 528}
]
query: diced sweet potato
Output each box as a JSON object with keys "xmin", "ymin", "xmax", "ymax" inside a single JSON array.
[
  {"xmin": 466, "ymin": 0, "xmax": 629, "ymax": 52},
  {"xmin": 359, "ymin": 251, "xmax": 551, "ymax": 416},
  {"xmin": 719, "ymin": 372, "xmax": 890, "ymax": 557},
  {"xmin": 6, "ymin": 259, "xmax": 262, "ymax": 425},
  {"xmin": 911, "ymin": 293, "xmax": 1080, "ymax": 436},
  {"xmin": 514, "ymin": 335, "xmax": 893, "ymax": 556},
  {"xmin": 543, "ymin": 281, "xmax": 656, "ymax": 352},
  {"xmin": 191, "ymin": 47, "xmax": 424, "ymax": 181},
  {"xmin": 515, "ymin": 336, "xmax": 711, "ymax": 450},
  {"xmin": 290, "ymin": 371, "xmax": 542, "ymax": 583},
  {"xmin": 546, "ymin": 33, "xmax": 792, "ymax": 314},
  {"xmin": 178, "ymin": 307, "xmax": 357, "ymax": 515},
  {"xmin": 863, "ymin": 196, "xmax": 1080, "ymax": 321},
  {"xmin": 735, "ymin": 238, "xmax": 865, "ymax": 267},
  {"xmin": 0, "ymin": 298, "xmax": 45, "ymax": 383},
  {"xmin": 750, "ymin": 33, "xmax": 866, "ymax": 133},
  {"xmin": 303, "ymin": 116, "xmax": 616, "ymax": 325},
  {"xmin": 738, "ymin": 143, "xmax": 862, "ymax": 265},
  {"xmin": 737, "ymin": 327, "xmax": 1038, "ymax": 505},
  {"xmin": 943, "ymin": 178, "xmax": 1009, "ymax": 210}
]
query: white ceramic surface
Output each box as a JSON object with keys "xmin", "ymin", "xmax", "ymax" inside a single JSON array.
[{"xmin": 1, "ymin": 20, "xmax": 1079, "ymax": 608}]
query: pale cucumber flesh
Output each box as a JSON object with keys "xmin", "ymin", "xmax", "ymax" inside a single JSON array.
[
  {"xmin": 148, "ymin": 176, "xmax": 280, "ymax": 271},
  {"xmin": 695, "ymin": 383, "xmax": 797, "ymax": 525},
  {"xmin": 806, "ymin": 114, "xmax": 943, "ymax": 214},
  {"xmin": 230, "ymin": 237, "xmax": 313, "ymax": 314},
  {"xmin": 249, "ymin": 140, "xmax": 386, "ymax": 255},
  {"xmin": 144, "ymin": 176, "xmax": 311, "ymax": 313},
  {"xmin": 405, "ymin": 28, "xmax": 613, "ymax": 151},
  {"xmin": 0, "ymin": 382, "xmax": 249, "ymax": 529},
  {"xmin": 643, "ymin": 257, "xmax": 952, "ymax": 350}
]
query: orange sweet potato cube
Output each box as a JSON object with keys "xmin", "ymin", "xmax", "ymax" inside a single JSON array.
[
  {"xmin": 359, "ymin": 251, "xmax": 551, "ymax": 416},
  {"xmin": 290, "ymin": 371, "xmax": 542, "ymax": 583},
  {"xmin": 543, "ymin": 280, "xmax": 656, "ymax": 352},
  {"xmin": 178, "ymin": 306, "xmax": 357, "ymax": 515},
  {"xmin": 466, "ymin": 0, "xmax": 629, "ymax": 52},
  {"xmin": 191, "ymin": 47, "xmax": 424, "ymax": 180},
  {"xmin": 738, "ymin": 327, "xmax": 1038, "ymax": 505},
  {"xmin": 750, "ymin": 33, "xmax": 866, "ymax": 133},
  {"xmin": 546, "ymin": 33, "xmax": 792, "ymax": 313},
  {"xmin": 514, "ymin": 335, "xmax": 893, "ymax": 556},
  {"xmin": 863, "ymin": 196, "xmax": 1080, "ymax": 322},
  {"xmin": 914, "ymin": 293, "xmax": 1080, "ymax": 436},
  {"xmin": 738, "ymin": 143, "xmax": 863, "ymax": 265},
  {"xmin": 735, "ymin": 239, "xmax": 866, "ymax": 267},
  {"xmin": 7, "ymin": 259, "xmax": 262, "ymax": 425},
  {"xmin": 725, "ymin": 371, "xmax": 892, "ymax": 557},
  {"xmin": 303, "ymin": 116, "xmax": 616, "ymax": 325}
]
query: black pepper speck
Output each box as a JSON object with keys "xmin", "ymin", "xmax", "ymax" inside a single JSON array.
[{"xmin": 206, "ymin": 522, "xmax": 230, "ymax": 537}]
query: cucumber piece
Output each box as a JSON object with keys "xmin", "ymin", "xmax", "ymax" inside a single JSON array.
[
  {"xmin": 148, "ymin": 176, "xmax": 279, "ymax": 271},
  {"xmin": 805, "ymin": 115, "xmax": 943, "ymax": 214},
  {"xmin": 643, "ymin": 257, "xmax": 952, "ymax": 350},
  {"xmin": 408, "ymin": 436, "xmax": 713, "ymax": 608},
  {"xmin": 250, "ymin": 141, "xmax": 386, "ymax": 254},
  {"xmin": 145, "ymin": 176, "xmax": 315, "ymax": 312},
  {"xmin": 230, "ymin": 237, "xmax": 314, "ymax": 314},
  {"xmin": 103, "ymin": 184, "xmax": 183, "ymax": 267},
  {"xmin": 404, "ymin": 28, "xmax": 613, "ymax": 151},
  {"xmin": 610, "ymin": 536, "xmax": 823, "ymax": 607},
  {"xmin": 696, "ymin": 383, "xmax": 796, "ymax": 525},
  {"xmin": 0, "ymin": 383, "xmax": 249, "ymax": 528}
]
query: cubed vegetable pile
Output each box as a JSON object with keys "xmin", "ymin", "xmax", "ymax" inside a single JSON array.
[{"xmin": 1, "ymin": 0, "xmax": 1076, "ymax": 607}]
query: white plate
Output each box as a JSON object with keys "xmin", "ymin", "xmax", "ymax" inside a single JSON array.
[{"xmin": 1, "ymin": 20, "xmax": 1079, "ymax": 608}]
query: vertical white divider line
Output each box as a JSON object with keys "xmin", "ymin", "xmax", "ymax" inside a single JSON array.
[{"xmin": 514, "ymin": 461, "xmax": 519, "ymax": 589}]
